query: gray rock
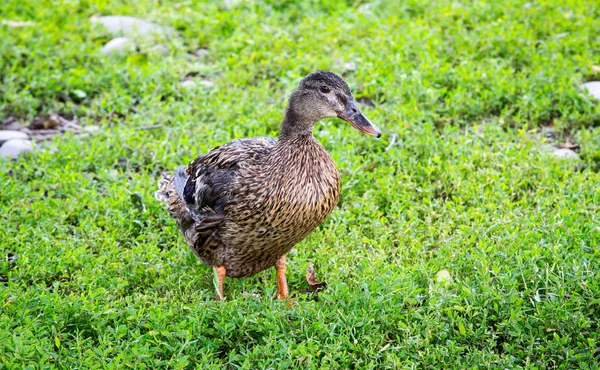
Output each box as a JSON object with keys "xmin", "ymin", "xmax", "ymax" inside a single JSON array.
[
  {"xmin": 91, "ymin": 15, "xmax": 173, "ymax": 37},
  {"xmin": 0, "ymin": 139, "xmax": 33, "ymax": 159},
  {"xmin": 1, "ymin": 116, "xmax": 22, "ymax": 131},
  {"xmin": 2, "ymin": 121, "xmax": 24, "ymax": 131},
  {"xmin": 101, "ymin": 37, "xmax": 134, "ymax": 55},
  {"xmin": 0, "ymin": 130, "xmax": 29, "ymax": 145},
  {"xmin": 552, "ymin": 148, "xmax": 579, "ymax": 160},
  {"xmin": 580, "ymin": 81, "xmax": 600, "ymax": 100}
]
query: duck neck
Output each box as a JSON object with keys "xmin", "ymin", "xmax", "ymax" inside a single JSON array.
[{"xmin": 278, "ymin": 107, "xmax": 316, "ymax": 141}]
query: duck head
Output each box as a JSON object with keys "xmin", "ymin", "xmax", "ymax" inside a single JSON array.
[{"xmin": 280, "ymin": 71, "xmax": 381, "ymax": 139}]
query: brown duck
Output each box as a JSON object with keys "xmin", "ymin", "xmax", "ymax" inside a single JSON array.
[{"xmin": 156, "ymin": 71, "xmax": 380, "ymax": 300}]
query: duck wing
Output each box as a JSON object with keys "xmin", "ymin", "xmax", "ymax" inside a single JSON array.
[{"xmin": 181, "ymin": 137, "xmax": 277, "ymax": 229}]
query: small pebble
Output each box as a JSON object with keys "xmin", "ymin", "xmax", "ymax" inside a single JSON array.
[
  {"xmin": 580, "ymin": 81, "xmax": 600, "ymax": 100},
  {"xmin": 0, "ymin": 139, "xmax": 33, "ymax": 159},
  {"xmin": 2, "ymin": 121, "xmax": 24, "ymax": 131},
  {"xmin": 0, "ymin": 130, "xmax": 29, "ymax": 145},
  {"xmin": 101, "ymin": 37, "xmax": 134, "ymax": 55},
  {"xmin": 552, "ymin": 148, "xmax": 579, "ymax": 160},
  {"xmin": 1, "ymin": 117, "xmax": 24, "ymax": 131},
  {"xmin": 91, "ymin": 15, "xmax": 173, "ymax": 37}
]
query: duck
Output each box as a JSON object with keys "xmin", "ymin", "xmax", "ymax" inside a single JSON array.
[{"xmin": 155, "ymin": 71, "xmax": 380, "ymax": 300}]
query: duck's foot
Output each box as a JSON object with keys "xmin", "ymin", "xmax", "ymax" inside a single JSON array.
[{"xmin": 213, "ymin": 265, "xmax": 226, "ymax": 301}]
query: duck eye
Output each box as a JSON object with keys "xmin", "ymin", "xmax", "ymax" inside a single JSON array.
[{"xmin": 319, "ymin": 86, "xmax": 330, "ymax": 93}]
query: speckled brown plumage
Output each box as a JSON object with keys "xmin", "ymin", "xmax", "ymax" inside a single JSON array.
[{"xmin": 156, "ymin": 71, "xmax": 380, "ymax": 296}]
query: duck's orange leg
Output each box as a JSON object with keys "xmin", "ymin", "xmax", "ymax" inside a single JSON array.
[
  {"xmin": 214, "ymin": 265, "xmax": 226, "ymax": 301},
  {"xmin": 275, "ymin": 255, "xmax": 289, "ymax": 299}
]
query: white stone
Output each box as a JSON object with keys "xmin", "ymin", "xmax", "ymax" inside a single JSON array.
[
  {"xmin": 101, "ymin": 37, "xmax": 134, "ymax": 55},
  {"xmin": 0, "ymin": 139, "xmax": 33, "ymax": 159},
  {"xmin": 0, "ymin": 131, "xmax": 29, "ymax": 145},
  {"xmin": 552, "ymin": 148, "xmax": 579, "ymax": 160},
  {"xmin": 91, "ymin": 15, "xmax": 173, "ymax": 37},
  {"xmin": 580, "ymin": 81, "xmax": 600, "ymax": 100}
]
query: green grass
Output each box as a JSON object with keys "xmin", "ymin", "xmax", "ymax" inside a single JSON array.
[{"xmin": 1, "ymin": 0, "xmax": 600, "ymax": 368}]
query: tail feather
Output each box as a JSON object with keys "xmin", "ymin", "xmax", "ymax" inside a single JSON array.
[{"xmin": 173, "ymin": 166, "xmax": 189, "ymax": 200}]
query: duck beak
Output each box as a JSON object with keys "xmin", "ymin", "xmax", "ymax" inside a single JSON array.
[{"xmin": 337, "ymin": 100, "xmax": 381, "ymax": 138}]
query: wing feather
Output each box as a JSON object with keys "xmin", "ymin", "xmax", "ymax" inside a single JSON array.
[{"xmin": 175, "ymin": 137, "xmax": 277, "ymax": 255}]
